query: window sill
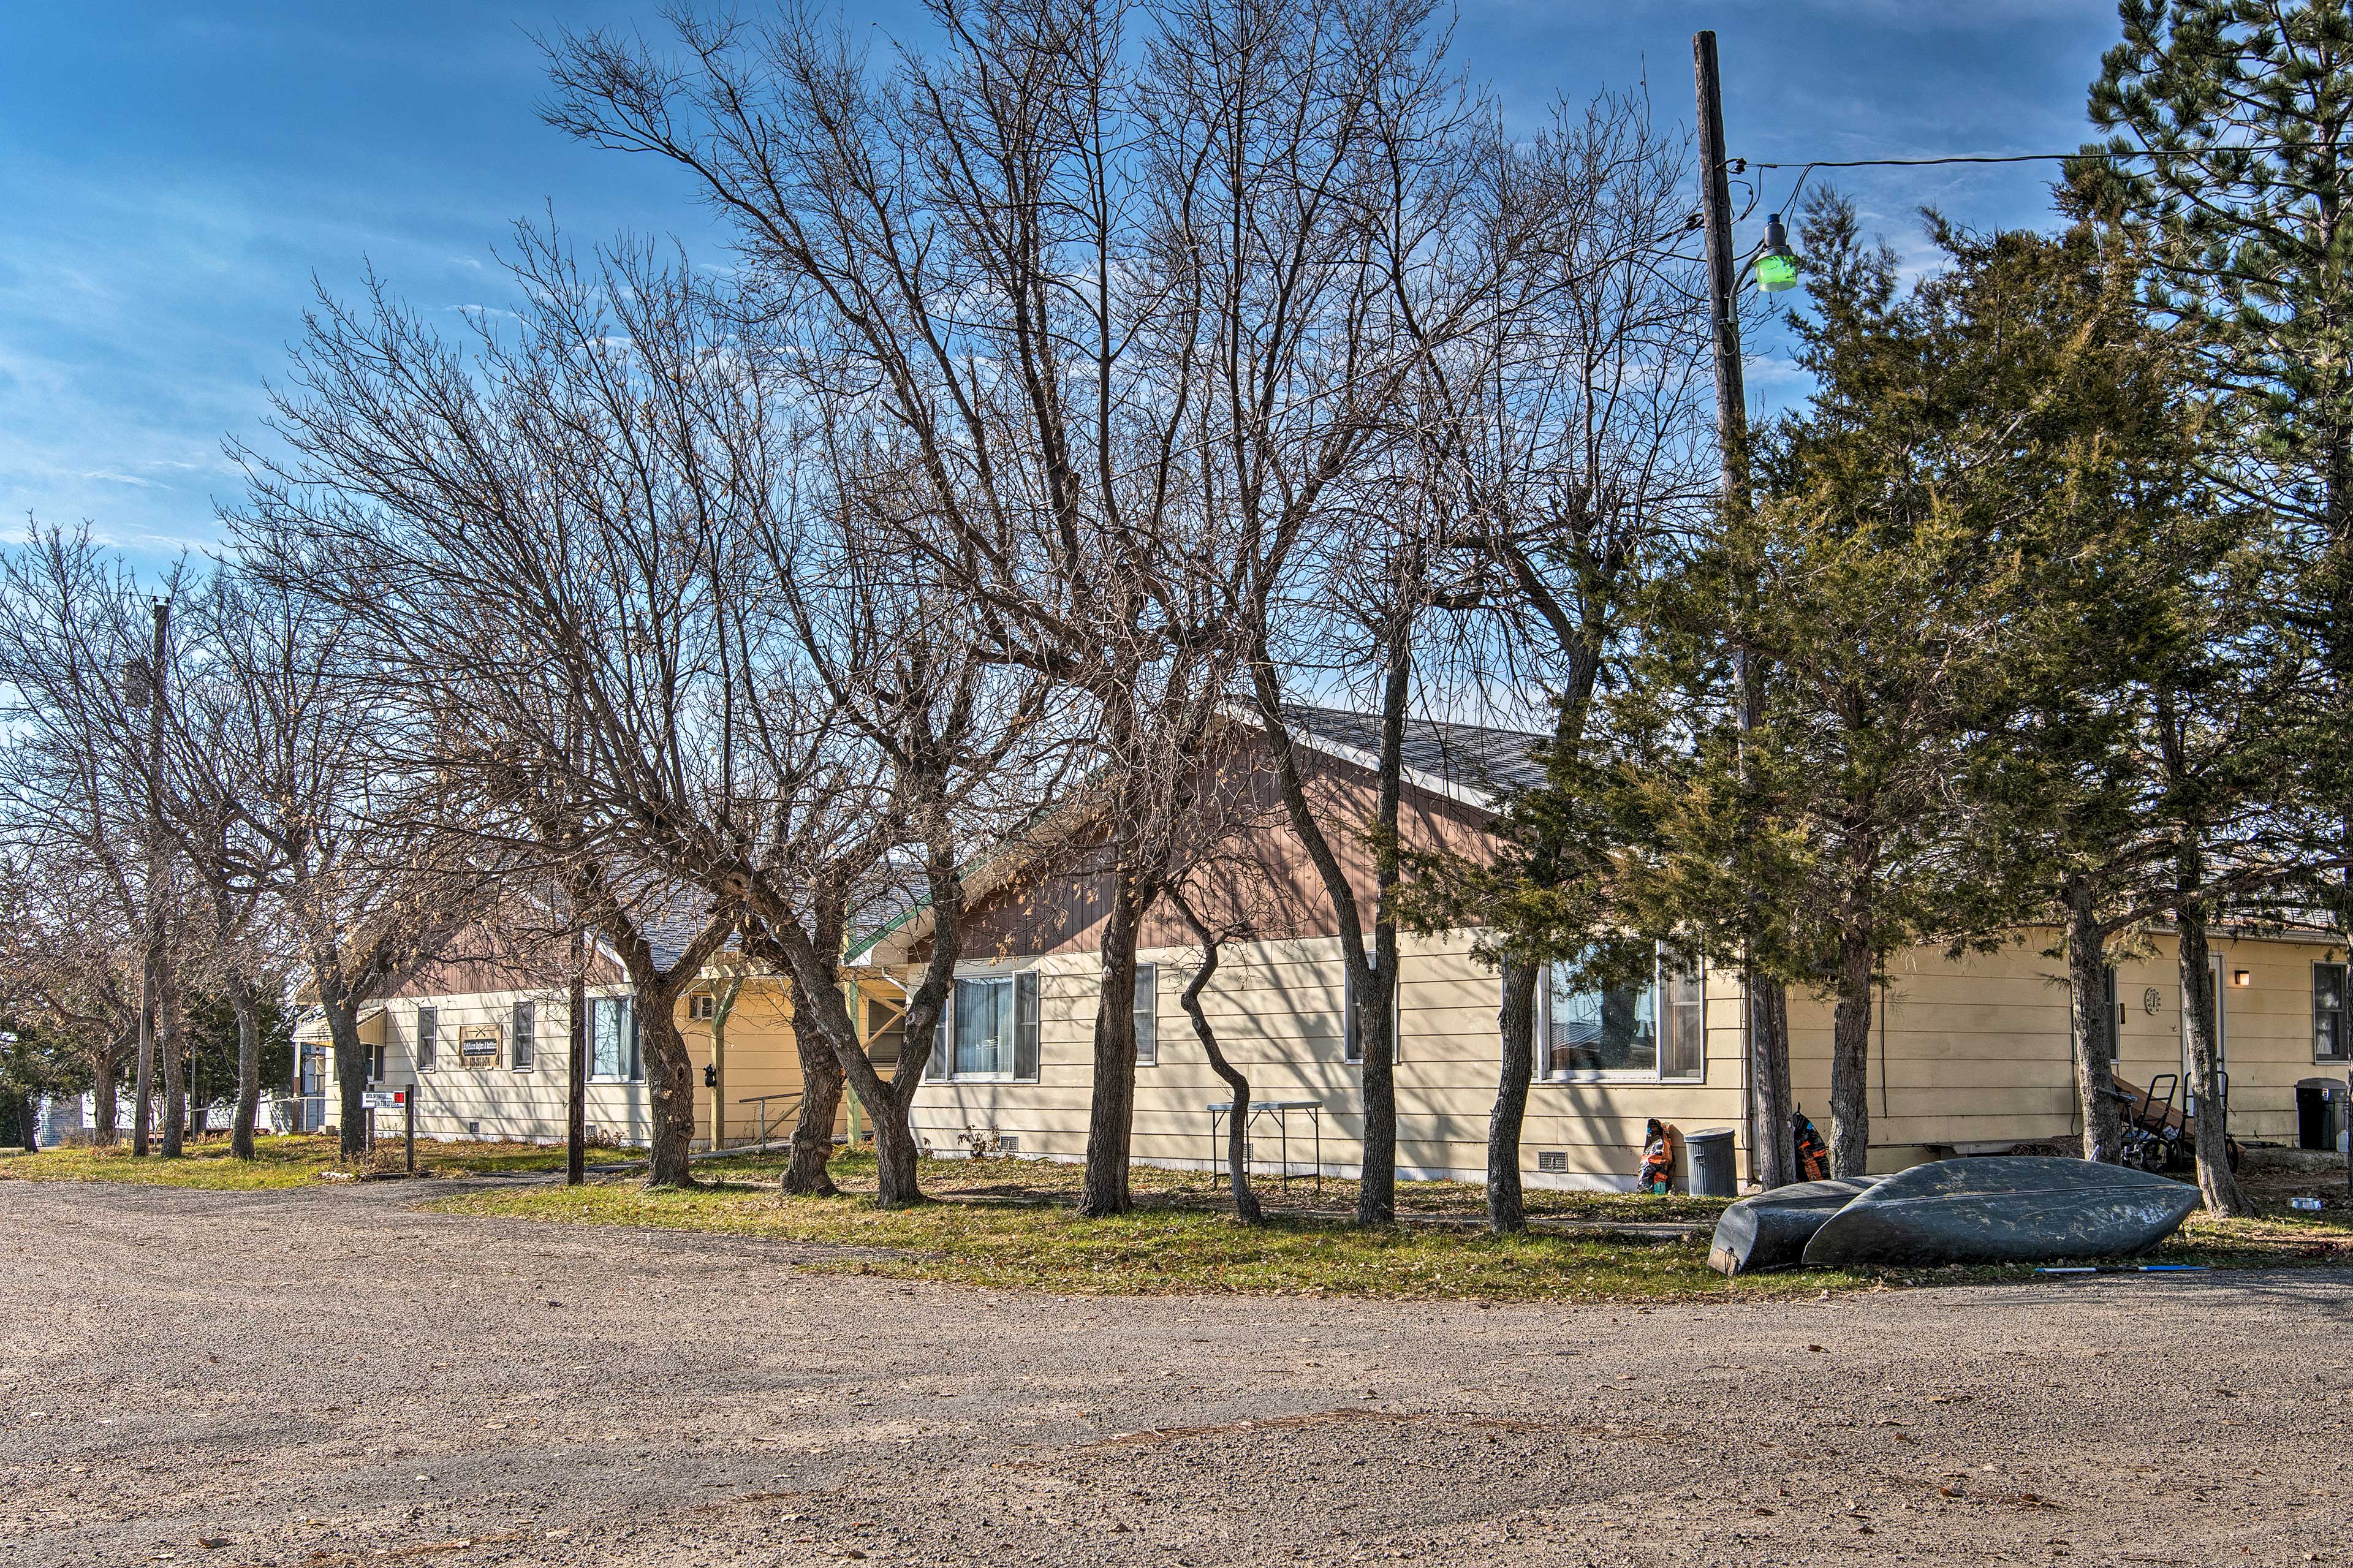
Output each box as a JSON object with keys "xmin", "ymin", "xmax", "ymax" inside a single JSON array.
[{"xmin": 1542, "ymin": 1072, "xmax": 1662, "ymax": 1085}]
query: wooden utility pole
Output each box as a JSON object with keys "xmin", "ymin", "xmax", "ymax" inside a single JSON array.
[
  {"xmin": 1693, "ymin": 31, "xmax": 1792, "ymax": 1190},
  {"xmin": 129, "ymin": 598, "xmax": 169, "ymax": 1157},
  {"xmin": 1694, "ymin": 31, "xmax": 1748, "ymax": 523},
  {"xmin": 568, "ymin": 925, "xmax": 587, "ymax": 1185},
  {"xmin": 563, "ymin": 679, "xmax": 588, "ymax": 1187}
]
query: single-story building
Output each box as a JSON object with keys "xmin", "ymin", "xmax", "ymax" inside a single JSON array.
[
  {"xmin": 859, "ymin": 708, "xmax": 2349, "ymax": 1190},
  {"xmin": 295, "ymin": 941, "xmax": 838, "ymax": 1152}
]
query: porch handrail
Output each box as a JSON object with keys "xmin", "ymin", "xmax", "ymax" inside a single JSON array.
[{"xmin": 737, "ymin": 1091, "xmax": 803, "ymax": 1150}]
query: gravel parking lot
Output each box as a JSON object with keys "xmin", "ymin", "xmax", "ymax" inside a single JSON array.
[{"xmin": 3, "ymin": 1178, "xmax": 2348, "ymax": 1567}]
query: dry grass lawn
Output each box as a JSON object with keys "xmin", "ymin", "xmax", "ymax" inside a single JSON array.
[
  {"xmin": 424, "ymin": 1146, "xmax": 2353, "ymax": 1303},
  {"xmin": 0, "ymin": 1132, "xmax": 574, "ymax": 1188},
  {"xmin": 14, "ymin": 1132, "xmax": 2344, "ymax": 1303}
]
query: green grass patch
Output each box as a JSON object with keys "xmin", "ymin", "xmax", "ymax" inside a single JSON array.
[
  {"xmin": 0, "ymin": 1133, "xmax": 574, "ymax": 1189},
  {"xmin": 426, "ymin": 1153, "xmax": 1844, "ymax": 1303},
  {"xmin": 699, "ymin": 1147, "xmax": 1729, "ymax": 1225},
  {"xmin": 425, "ymin": 1150, "xmax": 2353, "ymax": 1303},
  {"xmin": 2153, "ymin": 1205, "xmax": 2353, "ymax": 1267}
]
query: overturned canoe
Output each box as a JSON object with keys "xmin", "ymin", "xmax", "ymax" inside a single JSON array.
[
  {"xmin": 1707, "ymin": 1176, "xmax": 1885, "ymax": 1276},
  {"xmin": 1800, "ymin": 1157, "xmax": 2199, "ymax": 1270}
]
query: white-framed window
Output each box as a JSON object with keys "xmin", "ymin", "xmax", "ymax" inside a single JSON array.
[
  {"xmin": 1133, "ymin": 963, "xmax": 1158, "ymax": 1066},
  {"xmin": 415, "ymin": 1006, "xmax": 439, "ymax": 1073},
  {"xmin": 689, "ymin": 992, "xmax": 716, "ymax": 1021},
  {"xmin": 511, "ymin": 1000, "xmax": 536, "ymax": 1072},
  {"xmin": 2317, "ymin": 962, "xmax": 2347, "ymax": 1063},
  {"xmin": 589, "ymin": 995, "xmax": 640, "ymax": 1081},
  {"xmin": 1534, "ymin": 952, "xmax": 1705, "ymax": 1083},
  {"xmin": 931, "ymin": 971, "xmax": 1040, "ymax": 1083},
  {"xmin": 1660, "ymin": 960, "xmax": 1704, "ymax": 1080}
]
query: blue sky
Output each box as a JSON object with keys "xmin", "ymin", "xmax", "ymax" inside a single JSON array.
[{"xmin": 0, "ymin": 1, "xmax": 2124, "ymax": 566}]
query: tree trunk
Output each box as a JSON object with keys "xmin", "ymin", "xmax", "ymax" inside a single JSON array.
[
  {"xmin": 13, "ymin": 1089, "xmax": 36, "ymax": 1152},
  {"xmin": 1170, "ymin": 904, "xmax": 1259, "ymax": 1224},
  {"xmin": 781, "ymin": 974, "xmax": 844, "ymax": 1197},
  {"xmin": 1827, "ymin": 930, "xmax": 1874, "ymax": 1180},
  {"xmin": 132, "ymin": 963, "xmax": 156, "ymax": 1156},
  {"xmin": 318, "ymin": 975, "xmax": 369, "ymax": 1162},
  {"xmin": 2176, "ymin": 899, "xmax": 2248, "ymax": 1215},
  {"xmin": 90, "ymin": 1032, "xmax": 123, "ymax": 1148},
  {"xmin": 230, "ymin": 976, "xmax": 262, "ymax": 1158},
  {"xmin": 1355, "ymin": 948, "xmax": 1398, "ymax": 1226},
  {"xmin": 1749, "ymin": 977, "xmax": 1794, "ymax": 1188},
  {"xmin": 637, "ymin": 995, "xmax": 698, "ymax": 1188},
  {"xmin": 159, "ymin": 957, "xmax": 186, "ymax": 1158},
  {"xmin": 1080, "ymin": 869, "xmax": 1146, "ymax": 1218},
  {"xmin": 871, "ymin": 1101, "xmax": 924, "ymax": 1207},
  {"xmin": 566, "ymin": 958, "xmax": 586, "ymax": 1186},
  {"xmin": 1487, "ymin": 955, "xmax": 1539, "ymax": 1235},
  {"xmin": 2064, "ymin": 879, "xmax": 2123, "ymax": 1164},
  {"xmin": 1357, "ymin": 622, "xmax": 1413, "ymax": 1231},
  {"xmin": 777, "ymin": 944, "xmax": 930, "ymax": 1209},
  {"xmin": 757, "ymin": 832, "xmax": 960, "ymax": 1213}
]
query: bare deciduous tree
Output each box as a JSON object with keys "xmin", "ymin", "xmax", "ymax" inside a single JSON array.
[
  {"xmin": 541, "ymin": 0, "xmax": 1292, "ymax": 1214},
  {"xmin": 0, "ymin": 529, "xmax": 189, "ymax": 1153}
]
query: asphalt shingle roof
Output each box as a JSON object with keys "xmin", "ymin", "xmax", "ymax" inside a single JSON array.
[{"xmin": 1283, "ymin": 704, "xmax": 1547, "ymax": 802}]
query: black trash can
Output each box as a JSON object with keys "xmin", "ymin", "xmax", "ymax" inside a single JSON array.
[
  {"xmin": 1686, "ymin": 1127, "xmax": 1737, "ymax": 1197},
  {"xmin": 2297, "ymin": 1078, "xmax": 2341, "ymax": 1152}
]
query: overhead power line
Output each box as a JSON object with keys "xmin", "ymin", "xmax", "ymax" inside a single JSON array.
[
  {"xmin": 1746, "ymin": 145, "xmax": 2309, "ymax": 172},
  {"xmin": 1752, "ymin": 154, "xmax": 2080, "ymax": 169}
]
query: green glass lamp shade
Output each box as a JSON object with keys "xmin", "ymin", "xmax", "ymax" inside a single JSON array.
[{"xmin": 1757, "ymin": 211, "xmax": 1800, "ymax": 293}]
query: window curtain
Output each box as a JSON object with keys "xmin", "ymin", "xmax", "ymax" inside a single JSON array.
[
  {"xmin": 955, "ymin": 979, "xmax": 1007, "ymax": 1075},
  {"xmin": 592, "ymin": 997, "xmax": 631, "ymax": 1080},
  {"xmin": 930, "ymin": 983, "xmax": 953, "ymax": 1080},
  {"xmin": 1014, "ymin": 972, "xmax": 1041, "ymax": 1081},
  {"xmin": 1131, "ymin": 964, "xmax": 1156, "ymax": 1066},
  {"xmin": 2317, "ymin": 963, "xmax": 2347, "ymax": 1061}
]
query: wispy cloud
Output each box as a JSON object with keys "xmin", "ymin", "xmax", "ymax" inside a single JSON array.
[{"xmin": 1, "ymin": 0, "xmax": 2129, "ymax": 561}]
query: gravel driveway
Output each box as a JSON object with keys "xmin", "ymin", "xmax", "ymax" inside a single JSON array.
[{"xmin": 3, "ymin": 1178, "xmax": 2347, "ymax": 1567}]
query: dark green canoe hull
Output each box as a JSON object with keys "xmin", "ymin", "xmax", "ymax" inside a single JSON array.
[
  {"xmin": 1707, "ymin": 1176, "xmax": 1885, "ymax": 1276},
  {"xmin": 1800, "ymin": 1156, "xmax": 2199, "ymax": 1270}
]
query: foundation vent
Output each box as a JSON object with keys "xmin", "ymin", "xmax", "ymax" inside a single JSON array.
[
  {"xmin": 466, "ymin": 1120, "xmax": 480, "ymax": 1137},
  {"xmin": 1536, "ymin": 1151, "xmax": 1569, "ymax": 1174}
]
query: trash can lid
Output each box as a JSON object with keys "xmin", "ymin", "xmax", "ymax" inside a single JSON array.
[{"xmin": 1686, "ymin": 1126, "xmax": 1735, "ymax": 1143}]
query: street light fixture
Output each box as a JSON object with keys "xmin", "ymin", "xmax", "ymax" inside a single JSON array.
[{"xmin": 1757, "ymin": 212, "xmax": 1800, "ymax": 292}]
